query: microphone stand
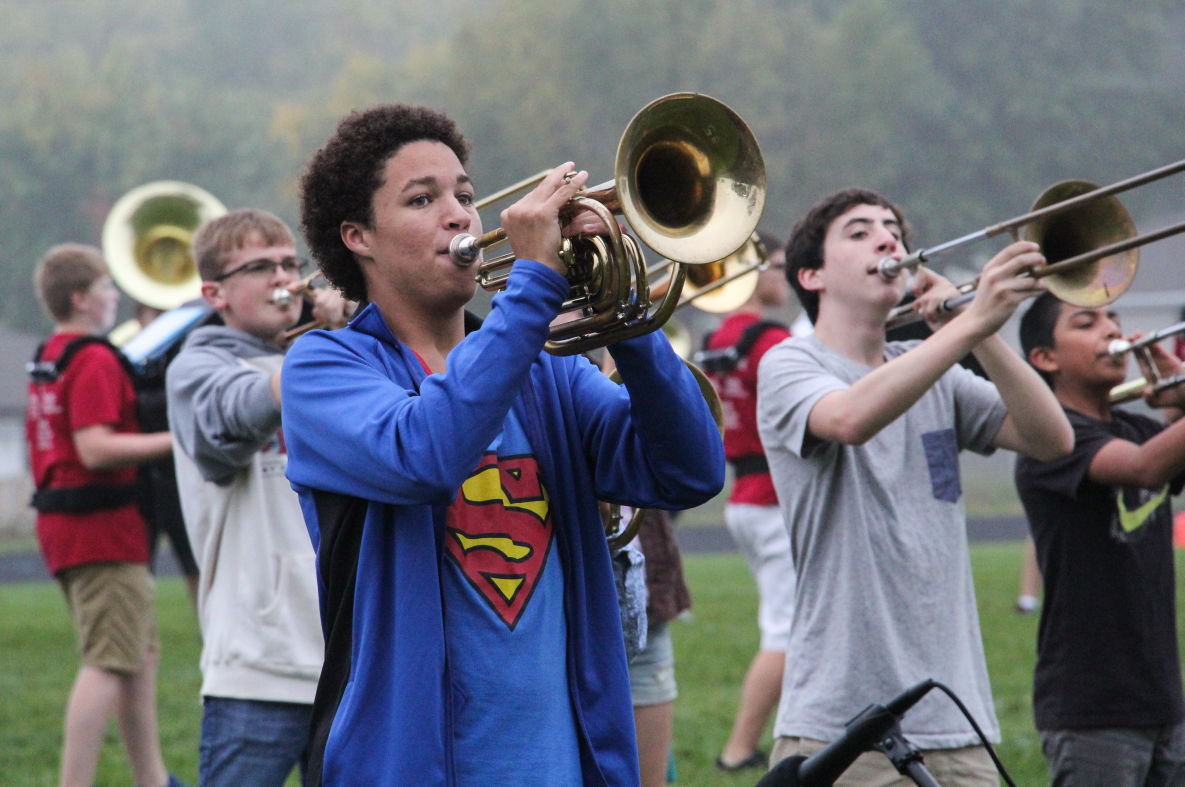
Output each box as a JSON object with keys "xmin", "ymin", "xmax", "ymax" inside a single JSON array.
[
  {"xmin": 873, "ymin": 724, "xmax": 940, "ymax": 787},
  {"xmin": 755, "ymin": 680, "xmax": 940, "ymax": 787}
]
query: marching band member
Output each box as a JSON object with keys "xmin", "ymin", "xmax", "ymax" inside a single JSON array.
[
  {"xmin": 27, "ymin": 244, "xmax": 178, "ymax": 787},
  {"xmin": 166, "ymin": 209, "xmax": 347, "ymax": 785},
  {"xmin": 283, "ymin": 104, "xmax": 724, "ymax": 785},
  {"xmin": 756, "ymin": 188, "xmax": 1071, "ymax": 784},
  {"xmin": 1015, "ymin": 292, "xmax": 1185, "ymax": 784}
]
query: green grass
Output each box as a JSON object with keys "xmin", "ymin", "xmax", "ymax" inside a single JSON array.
[{"xmin": 3, "ymin": 544, "xmax": 1183, "ymax": 785}]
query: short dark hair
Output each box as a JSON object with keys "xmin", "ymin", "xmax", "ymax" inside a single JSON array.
[
  {"xmin": 785, "ymin": 188, "xmax": 910, "ymax": 324},
  {"xmin": 299, "ymin": 105, "xmax": 470, "ymax": 303},
  {"xmin": 1018, "ymin": 291, "xmax": 1064, "ymax": 386},
  {"xmin": 34, "ymin": 243, "xmax": 108, "ymax": 322},
  {"xmin": 192, "ymin": 209, "xmax": 294, "ymax": 281}
]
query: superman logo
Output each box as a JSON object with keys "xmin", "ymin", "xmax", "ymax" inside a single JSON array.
[{"xmin": 446, "ymin": 452, "xmax": 553, "ymax": 630}]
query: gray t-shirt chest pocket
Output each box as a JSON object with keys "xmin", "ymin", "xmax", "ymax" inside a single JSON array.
[{"xmin": 921, "ymin": 428, "xmax": 961, "ymax": 503}]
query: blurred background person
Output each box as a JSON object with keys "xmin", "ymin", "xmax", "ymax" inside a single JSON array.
[
  {"xmin": 598, "ymin": 348, "xmax": 696, "ymax": 787},
  {"xmin": 124, "ymin": 300, "xmax": 201, "ymax": 608},
  {"xmin": 26, "ymin": 243, "xmax": 179, "ymax": 787}
]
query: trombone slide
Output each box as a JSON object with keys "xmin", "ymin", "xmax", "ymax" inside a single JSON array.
[{"xmin": 1109, "ymin": 373, "xmax": 1185, "ymax": 404}]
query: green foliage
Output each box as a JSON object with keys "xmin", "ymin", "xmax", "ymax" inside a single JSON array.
[{"xmin": 2, "ymin": 0, "xmax": 1183, "ymax": 331}]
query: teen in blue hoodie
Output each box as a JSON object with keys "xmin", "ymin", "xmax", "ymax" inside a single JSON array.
[{"xmin": 283, "ymin": 104, "xmax": 725, "ymax": 786}]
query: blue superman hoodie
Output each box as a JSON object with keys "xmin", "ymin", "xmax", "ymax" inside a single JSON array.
[{"xmin": 281, "ymin": 260, "xmax": 724, "ymax": 786}]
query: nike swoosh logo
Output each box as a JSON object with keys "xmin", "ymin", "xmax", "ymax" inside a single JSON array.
[{"xmin": 1116, "ymin": 486, "xmax": 1168, "ymax": 533}]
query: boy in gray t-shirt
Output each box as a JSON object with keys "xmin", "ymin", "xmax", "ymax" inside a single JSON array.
[{"xmin": 757, "ymin": 188, "xmax": 1072, "ymax": 785}]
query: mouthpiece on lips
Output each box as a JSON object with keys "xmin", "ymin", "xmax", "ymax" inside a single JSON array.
[
  {"xmin": 877, "ymin": 256, "xmax": 904, "ymax": 280},
  {"xmin": 449, "ymin": 233, "xmax": 480, "ymax": 266},
  {"xmin": 271, "ymin": 287, "xmax": 293, "ymax": 307},
  {"xmin": 1107, "ymin": 338, "xmax": 1133, "ymax": 357}
]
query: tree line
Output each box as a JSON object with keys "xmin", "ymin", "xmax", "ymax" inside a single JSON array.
[{"xmin": 2, "ymin": 0, "xmax": 1182, "ymax": 331}]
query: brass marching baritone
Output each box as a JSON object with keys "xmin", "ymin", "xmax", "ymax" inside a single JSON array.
[
  {"xmin": 882, "ymin": 159, "xmax": 1185, "ymax": 330},
  {"xmin": 449, "ymin": 92, "xmax": 767, "ymax": 356}
]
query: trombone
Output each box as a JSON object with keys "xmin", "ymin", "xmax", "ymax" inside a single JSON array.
[
  {"xmin": 1107, "ymin": 322, "xmax": 1185, "ymax": 403},
  {"xmin": 645, "ymin": 232, "xmax": 769, "ymax": 314},
  {"xmin": 449, "ymin": 92, "xmax": 766, "ymax": 355},
  {"xmin": 882, "ymin": 159, "xmax": 1185, "ymax": 330}
]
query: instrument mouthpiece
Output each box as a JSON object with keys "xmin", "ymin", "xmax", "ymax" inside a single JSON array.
[
  {"xmin": 271, "ymin": 287, "xmax": 293, "ymax": 307},
  {"xmin": 1107, "ymin": 338, "xmax": 1132, "ymax": 357},
  {"xmin": 449, "ymin": 234, "xmax": 480, "ymax": 266},
  {"xmin": 877, "ymin": 256, "xmax": 903, "ymax": 280}
]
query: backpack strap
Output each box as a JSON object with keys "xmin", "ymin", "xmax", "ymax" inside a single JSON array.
[
  {"xmin": 27, "ymin": 336, "xmax": 138, "ymax": 384},
  {"xmin": 27, "ymin": 336, "xmax": 143, "ymax": 513},
  {"xmin": 694, "ymin": 319, "xmax": 788, "ymax": 373},
  {"xmin": 733, "ymin": 319, "xmax": 787, "ymax": 360}
]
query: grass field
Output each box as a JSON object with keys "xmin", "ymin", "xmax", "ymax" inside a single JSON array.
[{"xmin": 3, "ymin": 543, "xmax": 1182, "ymax": 785}]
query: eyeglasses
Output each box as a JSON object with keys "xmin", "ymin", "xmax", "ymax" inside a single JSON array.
[{"xmin": 214, "ymin": 256, "xmax": 309, "ymax": 282}]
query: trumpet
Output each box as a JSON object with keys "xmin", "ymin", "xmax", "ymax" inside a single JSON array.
[
  {"xmin": 1107, "ymin": 321, "xmax": 1185, "ymax": 403},
  {"xmin": 271, "ymin": 271, "xmax": 325, "ymax": 308},
  {"xmin": 449, "ymin": 92, "xmax": 766, "ymax": 356},
  {"xmin": 882, "ymin": 159, "xmax": 1185, "ymax": 330},
  {"xmin": 273, "ymin": 272, "xmax": 342, "ymax": 342}
]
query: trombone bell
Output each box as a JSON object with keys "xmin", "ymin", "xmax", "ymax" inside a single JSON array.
[
  {"xmin": 1023, "ymin": 180, "xmax": 1138, "ymax": 307},
  {"xmin": 101, "ymin": 181, "xmax": 227, "ymax": 310},
  {"xmin": 680, "ymin": 234, "xmax": 766, "ymax": 313}
]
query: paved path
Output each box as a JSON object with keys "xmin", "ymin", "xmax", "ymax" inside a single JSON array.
[{"xmin": 0, "ymin": 517, "xmax": 1028, "ymax": 585}]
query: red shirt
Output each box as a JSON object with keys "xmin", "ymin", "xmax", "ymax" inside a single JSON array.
[
  {"xmin": 26, "ymin": 333, "xmax": 148, "ymax": 574},
  {"xmin": 705, "ymin": 313, "xmax": 790, "ymax": 505}
]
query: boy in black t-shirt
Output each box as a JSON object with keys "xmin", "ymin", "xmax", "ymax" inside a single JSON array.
[{"xmin": 1016, "ymin": 291, "xmax": 1185, "ymax": 784}]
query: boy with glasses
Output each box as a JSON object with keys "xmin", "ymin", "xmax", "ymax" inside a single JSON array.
[{"xmin": 165, "ymin": 209, "xmax": 349, "ymax": 785}]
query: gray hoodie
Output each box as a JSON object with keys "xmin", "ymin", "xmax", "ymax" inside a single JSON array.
[{"xmin": 166, "ymin": 325, "xmax": 322, "ymax": 703}]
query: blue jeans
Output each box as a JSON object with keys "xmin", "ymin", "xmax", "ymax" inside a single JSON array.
[{"xmin": 200, "ymin": 696, "xmax": 313, "ymax": 786}]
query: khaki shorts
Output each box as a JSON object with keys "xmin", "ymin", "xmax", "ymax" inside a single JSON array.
[
  {"xmin": 771, "ymin": 735, "xmax": 999, "ymax": 786},
  {"xmin": 57, "ymin": 562, "xmax": 157, "ymax": 674}
]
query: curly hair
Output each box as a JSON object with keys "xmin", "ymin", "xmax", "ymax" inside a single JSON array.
[
  {"xmin": 785, "ymin": 188, "xmax": 910, "ymax": 324},
  {"xmin": 299, "ymin": 105, "xmax": 470, "ymax": 303}
]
